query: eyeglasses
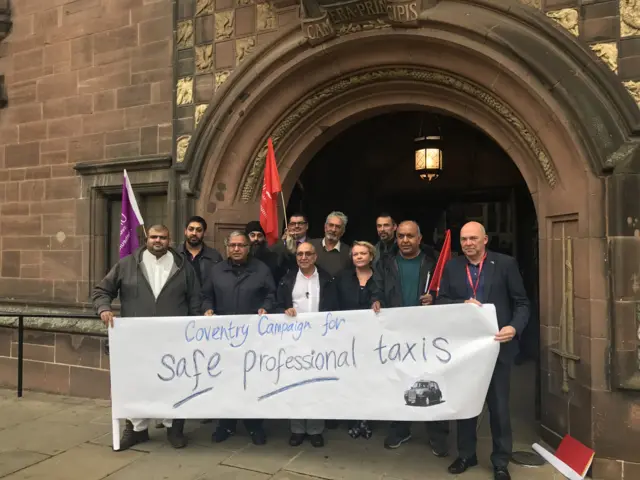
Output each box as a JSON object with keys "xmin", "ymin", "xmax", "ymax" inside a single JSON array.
[
  {"xmin": 296, "ymin": 251, "xmax": 315, "ymax": 257},
  {"xmin": 228, "ymin": 243, "xmax": 249, "ymax": 249}
]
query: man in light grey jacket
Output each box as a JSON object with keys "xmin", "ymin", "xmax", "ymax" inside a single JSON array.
[{"xmin": 92, "ymin": 224, "xmax": 201, "ymax": 452}]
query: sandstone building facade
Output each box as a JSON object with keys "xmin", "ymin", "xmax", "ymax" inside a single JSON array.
[{"xmin": 0, "ymin": 0, "xmax": 639, "ymax": 477}]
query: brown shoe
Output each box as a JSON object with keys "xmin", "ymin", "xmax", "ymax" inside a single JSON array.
[
  {"xmin": 118, "ymin": 420, "xmax": 149, "ymax": 451},
  {"xmin": 167, "ymin": 419, "xmax": 187, "ymax": 448}
]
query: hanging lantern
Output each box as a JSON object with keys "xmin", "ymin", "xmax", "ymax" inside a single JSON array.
[{"xmin": 414, "ymin": 135, "xmax": 443, "ymax": 181}]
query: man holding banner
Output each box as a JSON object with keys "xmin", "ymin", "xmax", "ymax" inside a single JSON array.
[
  {"xmin": 202, "ymin": 230, "xmax": 276, "ymax": 446},
  {"xmin": 92, "ymin": 224, "xmax": 202, "ymax": 451},
  {"xmin": 370, "ymin": 220, "xmax": 450, "ymax": 455},
  {"xmin": 276, "ymin": 241, "xmax": 337, "ymax": 448},
  {"xmin": 436, "ymin": 221, "xmax": 530, "ymax": 480}
]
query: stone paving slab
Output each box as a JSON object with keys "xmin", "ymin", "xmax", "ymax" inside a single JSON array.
[{"xmin": 0, "ymin": 388, "xmax": 562, "ymax": 480}]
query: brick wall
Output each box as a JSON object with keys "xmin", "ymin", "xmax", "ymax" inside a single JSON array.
[
  {"xmin": 0, "ymin": 327, "xmax": 110, "ymax": 399},
  {"xmin": 0, "ymin": 0, "xmax": 173, "ymax": 305}
]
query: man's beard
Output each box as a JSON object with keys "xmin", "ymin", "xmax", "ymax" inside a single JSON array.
[
  {"xmin": 188, "ymin": 236, "xmax": 203, "ymax": 247},
  {"xmin": 250, "ymin": 242, "xmax": 266, "ymax": 256}
]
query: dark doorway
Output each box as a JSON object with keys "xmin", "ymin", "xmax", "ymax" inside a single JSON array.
[{"xmin": 287, "ymin": 110, "xmax": 541, "ymax": 420}]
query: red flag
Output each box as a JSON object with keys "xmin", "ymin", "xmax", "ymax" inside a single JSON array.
[
  {"xmin": 428, "ymin": 229, "xmax": 451, "ymax": 296},
  {"xmin": 260, "ymin": 138, "xmax": 282, "ymax": 246}
]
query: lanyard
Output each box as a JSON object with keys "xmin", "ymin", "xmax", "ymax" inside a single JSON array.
[{"xmin": 465, "ymin": 253, "xmax": 487, "ymax": 299}]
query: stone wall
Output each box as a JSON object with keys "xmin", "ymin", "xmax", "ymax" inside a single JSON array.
[
  {"xmin": 0, "ymin": 0, "xmax": 174, "ymax": 306},
  {"xmin": 0, "ymin": 326, "xmax": 109, "ymax": 399}
]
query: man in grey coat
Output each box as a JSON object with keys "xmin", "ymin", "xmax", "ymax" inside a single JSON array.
[{"xmin": 92, "ymin": 224, "xmax": 201, "ymax": 452}]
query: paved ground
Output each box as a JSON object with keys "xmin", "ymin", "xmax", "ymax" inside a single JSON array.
[{"xmin": 0, "ymin": 363, "xmax": 562, "ymax": 479}]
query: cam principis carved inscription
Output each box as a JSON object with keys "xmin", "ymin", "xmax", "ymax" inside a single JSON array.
[{"xmin": 301, "ymin": 0, "xmax": 435, "ymax": 44}]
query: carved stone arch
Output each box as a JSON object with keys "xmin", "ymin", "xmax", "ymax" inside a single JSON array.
[
  {"xmin": 182, "ymin": 0, "xmax": 640, "ymax": 208},
  {"xmin": 176, "ymin": 0, "xmax": 640, "ymax": 463}
]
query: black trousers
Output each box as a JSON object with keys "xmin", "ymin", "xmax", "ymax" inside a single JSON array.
[
  {"xmin": 457, "ymin": 360, "xmax": 512, "ymax": 467},
  {"xmin": 391, "ymin": 420, "xmax": 449, "ymax": 446},
  {"xmin": 219, "ymin": 418, "xmax": 264, "ymax": 433}
]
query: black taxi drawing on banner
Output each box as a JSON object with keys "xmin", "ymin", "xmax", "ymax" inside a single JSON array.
[{"xmin": 404, "ymin": 380, "xmax": 444, "ymax": 407}]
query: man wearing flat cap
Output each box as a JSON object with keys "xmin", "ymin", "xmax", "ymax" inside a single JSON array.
[{"xmin": 246, "ymin": 221, "xmax": 285, "ymax": 284}]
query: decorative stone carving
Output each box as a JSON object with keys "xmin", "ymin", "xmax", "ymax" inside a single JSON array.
[
  {"xmin": 336, "ymin": 18, "xmax": 389, "ymax": 35},
  {"xmin": 546, "ymin": 9, "xmax": 579, "ymax": 37},
  {"xmin": 257, "ymin": 3, "xmax": 277, "ymax": 31},
  {"xmin": 241, "ymin": 68, "xmax": 558, "ymax": 202},
  {"xmin": 176, "ymin": 135, "xmax": 191, "ymax": 163},
  {"xmin": 215, "ymin": 70, "xmax": 232, "ymax": 91},
  {"xmin": 624, "ymin": 81, "xmax": 640, "ymax": 106},
  {"xmin": 301, "ymin": 0, "xmax": 436, "ymax": 44},
  {"xmin": 196, "ymin": 0, "xmax": 214, "ymax": 16},
  {"xmin": 518, "ymin": 0, "xmax": 541, "ymax": 8},
  {"xmin": 195, "ymin": 104, "xmax": 208, "ymax": 127},
  {"xmin": 386, "ymin": 0, "xmax": 419, "ymax": 26},
  {"xmin": 621, "ymin": 0, "xmax": 640, "ymax": 37},
  {"xmin": 236, "ymin": 37, "xmax": 256, "ymax": 65},
  {"xmin": 176, "ymin": 77, "xmax": 194, "ymax": 105},
  {"xmin": 215, "ymin": 11, "xmax": 235, "ymax": 41},
  {"xmin": 177, "ymin": 20, "xmax": 194, "ymax": 49},
  {"xmin": 591, "ymin": 43, "xmax": 618, "ymax": 73},
  {"xmin": 238, "ymin": 0, "xmax": 253, "ymax": 4},
  {"xmin": 195, "ymin": 44, "xmax": 214, "ymax": 73}
]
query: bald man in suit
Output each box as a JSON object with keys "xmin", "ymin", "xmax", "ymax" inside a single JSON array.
[{"xmin": 436, "ymin": 221, "xmax": 530, "ymax": 480}]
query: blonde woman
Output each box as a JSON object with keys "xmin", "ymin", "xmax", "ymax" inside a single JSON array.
[{"xmin": 333, "ymin": 241, "xmax": 376, "ymax": 438}]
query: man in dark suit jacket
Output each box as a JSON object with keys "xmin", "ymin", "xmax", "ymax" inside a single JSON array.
[{"xmin": 436, "ymin": 221, "xmax": 529, "ymax": 480}]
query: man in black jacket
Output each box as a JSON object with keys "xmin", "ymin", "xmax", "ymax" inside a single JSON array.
[
  {"xmin": 176, "ymin": 215, "xmax": 222, "ymax": 287},
  {"xmin": 271, "ymin": 212, "xmax": 309, "ymax": 277},
  {"xmin": 276, "ymin": 241, "xmax": 336, "ymax": 448},
  {"xmin": 436, "ymin": 221, "xmax": 529, "ymax": 480},
  {"xmin": 373, "ymin": 213, "xmax": 397, "ymax": 271},
  {"xmin": 246, "ymin": 220, "xmax": 285, "ymax": 284},
  {"xmin": 202, "ymin": 230, "xmax": 276, "ymax": 446},
  {"xmin": 92, "ymin": 224, "xmax": 201, "ymax": 451},
  {"xmin": 370, "ymin": 220, "xmax": 449, "ymax": 456}
]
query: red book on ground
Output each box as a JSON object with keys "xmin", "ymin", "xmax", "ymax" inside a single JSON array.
[{"xmin": 555, "ymin": 434, "xmax": 595, "ymax": 477}]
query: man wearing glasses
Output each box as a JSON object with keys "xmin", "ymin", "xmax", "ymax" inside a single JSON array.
[
  {"xmin": 275, "ymin": 241, "xmax": 337, "ymax": 447},
  {"xmin": 201, "ymin": 230, "xmax": 276, "ymax": 445},
  {"xmin": 271, "ymin": 212, "xmax": 309, "ymax": 276}
]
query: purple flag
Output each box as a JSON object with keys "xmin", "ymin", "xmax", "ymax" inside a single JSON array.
[{"xmin": 119, "ymin": 169, "xmax": 144, "ymax": 259}]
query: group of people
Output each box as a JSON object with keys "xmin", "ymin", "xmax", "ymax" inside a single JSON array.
[{"xmin": 92, "ymin": 210, "xmax": 529, "ymax": 480}]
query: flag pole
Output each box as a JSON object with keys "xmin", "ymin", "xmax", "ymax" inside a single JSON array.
[{"xmin": 280, "ymin": 191, "xmax": 288, "ymax": 230}]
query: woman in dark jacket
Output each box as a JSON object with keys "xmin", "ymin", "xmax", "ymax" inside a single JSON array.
[{"xmin": 333, "ymin": 240, "xmax": 376, "ymax": 439}]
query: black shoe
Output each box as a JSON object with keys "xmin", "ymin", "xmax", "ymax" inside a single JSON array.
[
  {"xmin": 309, "ymin": 434, "xmax": 324, "ymax": 447},
  {"xmin": 250, "ymin": 428, "xmax": 267, "ymax": 445},
  {"xmin": 213, "ymin": 426, "xmax": 235, "ymax": 443},
  {"xmin": 289, "ymin": 433, "xmax": 305, "ymax": 446},
  {"xmin": 429, "ymin": 440, "xmax": 449, "ymax": 458},
  {"xmin": 494, "ymin": 466, "xmax": 511, "ymax": 480},
  {"xmin": 118, "ymin": 420, "xmax": 149, "ymax": 451},
  {"xmin": 384, "ymin": 430, "xmax": 411, "ymax": 449},
  {"xmin": 448, "ymin": 456, "xmax": 478, "ymax": 474},
  {"xmin": 167, "ymin": 420, "xmax": 187, "ymax": 449}
]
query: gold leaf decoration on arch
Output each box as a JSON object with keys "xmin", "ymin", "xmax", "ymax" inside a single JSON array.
[{"xmin": 240, "ymin": 68, "xmax": 558, "ymax": 202}]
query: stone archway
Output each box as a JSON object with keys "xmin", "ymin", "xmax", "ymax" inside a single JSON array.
[{"xmin": 179, "ymin": 0, "xmax": 640, "ymax": 468}]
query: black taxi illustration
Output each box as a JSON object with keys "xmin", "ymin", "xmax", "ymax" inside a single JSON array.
[{"xmin": 404, "ymin": 380, "xmax": 443, "ymax": 406}]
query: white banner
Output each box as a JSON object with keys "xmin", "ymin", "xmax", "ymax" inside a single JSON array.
[{"xmin": 109, "ymin": 304, "xmax": 499, "ymax": 426}]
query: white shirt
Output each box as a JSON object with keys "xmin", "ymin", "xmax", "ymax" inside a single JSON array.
[
  {"xmin": 322, "ymin": 238, "xmax": 341, "ymax": 252},
  {"xmin": 142, "ymin": 250, "xmax": 174, "ymax": 299},
  {"xmin": 292, "ymin": 267, "xmax": 320, "ymax": 313}
]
